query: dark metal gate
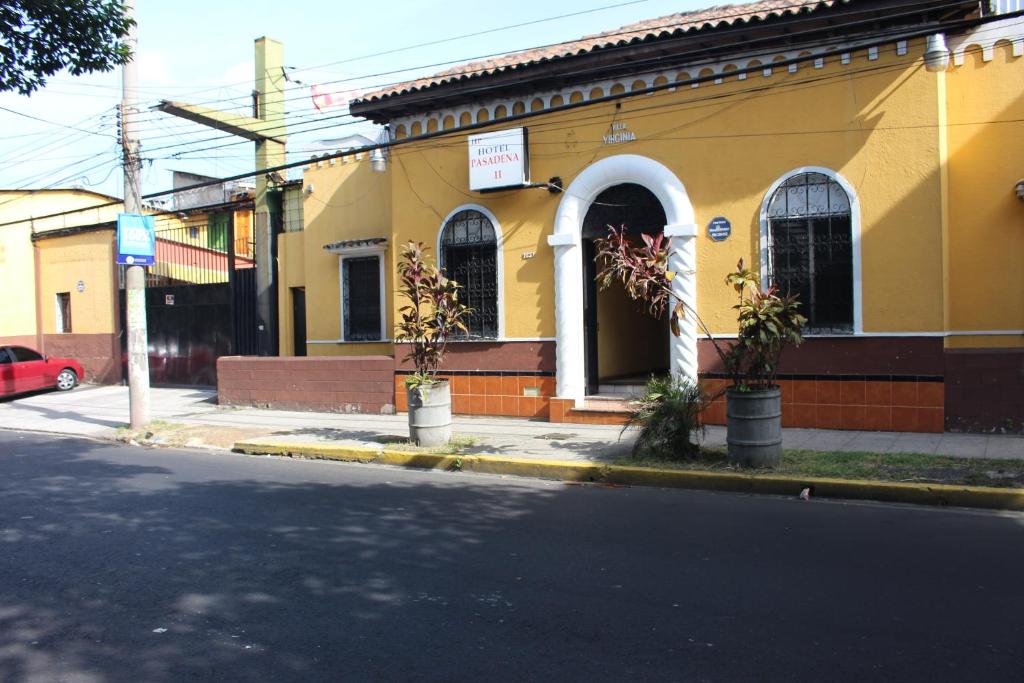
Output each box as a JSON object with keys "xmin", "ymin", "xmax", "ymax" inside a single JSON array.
[{"xmin": 119, "ymin": 211, "xmax": 259, "ymax": 386}]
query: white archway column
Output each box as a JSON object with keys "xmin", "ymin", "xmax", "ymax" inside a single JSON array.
[
  {"xmin": 549, "ymin": 154, "xmax": 698, "ymax": 407},
  {"xmin": 549, "ymin": 232, "xmax": 585, "ymax": 401},
  {"xmin": 665, "ymin": 223, "xmax": 699, "ymax": 380}
]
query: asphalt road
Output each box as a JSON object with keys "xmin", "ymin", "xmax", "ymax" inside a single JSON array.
[{"xmin": 1, "ymin": 431, "xmax": 1022, "ymax": 683}]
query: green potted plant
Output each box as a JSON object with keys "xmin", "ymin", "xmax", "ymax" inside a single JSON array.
[
  {"xmin": 394, "ymin": 241, "xmax": 472, "ymax": 447},
  {"xmin": 722, "ymin": 259, "xmax": 805, "ymax": 467},
  {"xmin": 595, "ymin": 228, "xmax": 805, "ymax": 467}
]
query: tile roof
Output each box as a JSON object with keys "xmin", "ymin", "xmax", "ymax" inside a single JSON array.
[{"xmin": 355, "ymin": 0, "xmax": 842, "ymax": 104}]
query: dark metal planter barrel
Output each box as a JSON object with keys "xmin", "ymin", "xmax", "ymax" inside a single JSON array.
[
  {"xmin": 407, "ymin": 380, "xmax": 452, "ymax": 447},
  {"xmin": 726, "ymin": 387, "xmax": 783, "ymax": 468}
]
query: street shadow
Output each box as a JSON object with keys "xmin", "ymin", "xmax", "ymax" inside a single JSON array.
[
  {"xmin": 0, "ymin": 436, "xmax": 564, "ymax": 681},
  {"xmin": 2, "ymin": 434, "xmax": 1023, "ymax": 682}
]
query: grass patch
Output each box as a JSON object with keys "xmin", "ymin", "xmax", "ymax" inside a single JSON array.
[
  {"xmin": 374, "ymin": 434, "xmax": 479, "ymax": 455},
  {"xmin": 619, "ymin": 449, "xmax": 1024, "ymax": 488}
]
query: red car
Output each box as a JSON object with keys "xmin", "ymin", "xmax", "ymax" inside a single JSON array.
[{"xmin": 0, "ymin": 346, "xmax": 84, "ymax": 398}]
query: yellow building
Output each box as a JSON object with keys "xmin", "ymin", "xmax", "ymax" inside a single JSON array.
[
  {"xmin": 0, "ymin": 189, "xmax": 124, "ymax": 382},
  {"xmin": 275, "ymin": 0, "xmax": 1022, "ymax": 433},
  {"xmin": 0, "ymin": 187, "xmax": 256, "ymax": 384}
]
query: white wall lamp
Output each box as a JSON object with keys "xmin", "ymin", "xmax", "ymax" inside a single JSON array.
[
  {"xmin": 370, "ymin": 147, "xmax": 387, "ymax": 173},
  {"xmin": 924, "ymin": 33, "xmax": 950, "ymax": 72},
  {"xmin": 1015, "ymin": 179, "xmax": 1024, "ymax": 202}
]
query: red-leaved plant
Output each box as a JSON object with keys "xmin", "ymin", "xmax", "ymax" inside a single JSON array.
[
  {"xmin": 594, "ymin": 226, "xmax": 805, "ymax": 390},
  {"xmin": 723, "ymin": 258, "xmax": 806, "ymax": 390},
  {"xmin": 395, "ymin": 241, "xmax": 472, "ymax": 389}
]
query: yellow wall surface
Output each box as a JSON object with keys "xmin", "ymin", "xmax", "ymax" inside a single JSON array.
[
  {"xmin": 300, "ymin": 155, "xmax": 393, "ymax": 357},
  {"xmin": 386, "ymin": 41, "xmax": 945, "ymax": 337},
  {"xmin": 294, "ymin": 37, "xmax": 1022, "ymax": 361},
  {"xmin": 0, "ymin": 190, "xmax": 122, "ymax": 338},
  {"xmin": 597, "ymin": 285, "xmax": 667, "ymax": 379},
  {"xmin": 945, "ymin": 40, "xmax": 1024, "ymax": 348},
  {"xmin": 0, "ymin": 223, "xmax": 34, "ymax": 337},
  {"xmin": 36, "ymin": 231, "xmax": 117, "ymax": 334}
]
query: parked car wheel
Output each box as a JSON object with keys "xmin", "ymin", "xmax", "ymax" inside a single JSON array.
[{"xmin": 56, "ymin": 368, "xmax": 78, "ymax": 391}]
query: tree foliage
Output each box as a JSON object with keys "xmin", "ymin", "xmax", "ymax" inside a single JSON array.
[{"xmin": 0, "ymin": 1, "xmax": 133, "ymax": 95}]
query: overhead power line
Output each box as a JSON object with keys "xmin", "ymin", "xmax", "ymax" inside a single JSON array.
[{"xmin": 0, "ymin": 7, "xmax": 1013, "ymax": 227}]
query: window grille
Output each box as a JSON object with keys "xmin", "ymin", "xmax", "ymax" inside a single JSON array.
[
  {"xmin": 440, "ymin": 210, "xmax": 499, "ymax": 338},
  {"xmin": 343, "ymin": 256, "xmax": 382, "ymax": 341},
  {"xmin": 767, "ymin": 172, "xmax": 853, "ymax": 333}
]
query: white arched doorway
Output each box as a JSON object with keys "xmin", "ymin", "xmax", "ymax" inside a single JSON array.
[{"xmin": 547, "ymin": 154, "xmax": 699, "ymax": 406}]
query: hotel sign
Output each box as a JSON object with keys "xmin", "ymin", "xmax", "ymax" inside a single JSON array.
[{"xmin": 468, "ymin": 127, "xmax": 529, "ymax": 192}]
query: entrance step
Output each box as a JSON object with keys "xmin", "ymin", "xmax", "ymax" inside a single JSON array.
[
  {"xmin": 597, "ymin": 383, "xmax": 645, "ymax": 398},
  {"xmin": 551, "ymin": 396, "xmax": 634, "ymax": 425}
]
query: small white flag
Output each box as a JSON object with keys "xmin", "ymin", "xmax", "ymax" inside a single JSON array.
[{"xmin": 311, "ymin": 84, "xmax": 362, "ymax": 112}]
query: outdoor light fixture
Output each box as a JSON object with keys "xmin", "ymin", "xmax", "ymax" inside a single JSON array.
[
  {"xmin": 924, "ymin": 33, "xmax": 950, "ymax": 72},
  {"xmin": 303, "ymin": 183, "xmax": 314, "ymax": 195},
  {"xmin": 1015, "ymin": 179, "xmax": 1024, "ymax": 202},
  {"xmin": 370, "ymin": 148, "xmax": 387, "ymax": 173}
]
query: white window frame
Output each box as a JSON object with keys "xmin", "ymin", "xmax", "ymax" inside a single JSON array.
[
  {"xmin": 55, "ymin": 292, "xmax": 71, "ymax": 334},
  {"xmin": 435, "ymin": 204, "xmax": 505, "ymax": 340},
  {"xmin": 759, "ymin": 166, "xmax": 863, "ymax": 335},
  {"xmin": 330, "ymin": 243, "xmax": 387, "ymax": 343}
]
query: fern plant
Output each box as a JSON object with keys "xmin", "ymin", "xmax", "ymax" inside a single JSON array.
[{"xmin": 623, "ymin": 374, "xmax": 707, "ymax": 460}]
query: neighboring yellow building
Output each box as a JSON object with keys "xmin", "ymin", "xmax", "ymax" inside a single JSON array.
[
  {"xmin": 0, "ymin": 189, "xmax": 124, "ymax": 382},
  {"xmin": 276, "ymin": 0, "xmax": 1021, "ymax": 432},
  {"xmin": 0, "ymin": 187, "xmax": 257, "ymax": 384}
]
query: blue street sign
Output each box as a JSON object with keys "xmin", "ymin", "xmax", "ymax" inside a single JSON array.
[
  {"xmin": 707, "ymin": 216, "xmax": 731, "ymax": 242},
  {"xmin": 116, "ymin": 213, "xmax": 156, "ymax": 266}
]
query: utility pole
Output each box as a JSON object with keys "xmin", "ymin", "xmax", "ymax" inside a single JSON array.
[{"xmin": 122, "ymin": 0, "xmax": 150, "ymax": 428}]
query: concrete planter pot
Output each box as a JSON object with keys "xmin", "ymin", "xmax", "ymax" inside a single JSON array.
[
  {"xmin": 726, "ymin": 387, "xmax": 783, "ymax": 468},
  {"xmin": 407, "ymin": 379, "xmax": 452, "ymax": 447}
]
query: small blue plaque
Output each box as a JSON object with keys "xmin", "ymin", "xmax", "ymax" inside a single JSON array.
[
  {"xmin": 116, "ymin": 213, "xmax": 156, "ymax": 266},
  {"xmin": 707, "ymin": 216, "xmax": 731, "ymax": 242}
]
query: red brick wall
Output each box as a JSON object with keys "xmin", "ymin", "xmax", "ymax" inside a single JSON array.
[
  {"xmin": 42, "ymin": 333, "xmax": 121, "ymax": 384},
  {"xmin": 944, "ymin": 349, "xmax": 1024, "ymax": 433},
  {"xmin": 217, "ymin": 356, "xmax": 395, "ymax": 413}
]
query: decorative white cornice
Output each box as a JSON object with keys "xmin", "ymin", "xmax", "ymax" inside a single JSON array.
[
  {"xmin": 387, "ymin": 38, "xmax": 922, "ymax": 138},
  {"xmin": 949, "ymin": 16, "xmax": 1024, "ymax": 65}
]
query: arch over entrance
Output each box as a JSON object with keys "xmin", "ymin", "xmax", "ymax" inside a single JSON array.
[{"xmin": 547, "ymin": 154, "xmax": 698, "ymax": 405}]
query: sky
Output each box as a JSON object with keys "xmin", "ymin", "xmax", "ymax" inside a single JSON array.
[{"xmin": 0, "ymin": 0, "xmax": 708, "ymax": 200}]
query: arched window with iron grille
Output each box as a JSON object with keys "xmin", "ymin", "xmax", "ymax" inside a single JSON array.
[
  {"xmin": 766, "ymin": 171, "xmax": 853, "ymax": 333},
  {"xmin": 440, "ymin": 209, "xmax": 499, "ymax": 338}
]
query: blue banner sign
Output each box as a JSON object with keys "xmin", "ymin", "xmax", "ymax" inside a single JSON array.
[
  {"xmin": 707, "ymin": 216, "xmax": 731, "ymax": 242},
  {"xmin": 116, "ymin": 213, "xmax": 156, "ymax": 266}
]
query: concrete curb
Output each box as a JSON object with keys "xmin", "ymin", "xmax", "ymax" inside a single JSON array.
[{"xmin": 233, "ymin": 440, "xmax": 1024, "ymax": 512}]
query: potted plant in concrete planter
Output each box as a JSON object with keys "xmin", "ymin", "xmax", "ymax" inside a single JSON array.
[
  {"xmin": 722, "ymin": 259, "xmax": 806, "ymax": 467},
  {"xmin": 594, "ymin": 229, "xmax": 806, "ymax": 468},
  {"xmin": 395, "ymin": 241, "xmax": 472, "ymax": 447}
]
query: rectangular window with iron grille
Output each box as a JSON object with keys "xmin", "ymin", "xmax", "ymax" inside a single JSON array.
[{"xmin": 343, "ymin": 255, "xmax": 382, "ymax": 341}]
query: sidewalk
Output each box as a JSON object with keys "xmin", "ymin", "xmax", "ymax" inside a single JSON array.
[{"xmin": 1, "ymin": 384, "xmax": 1022, "ymax": 461}]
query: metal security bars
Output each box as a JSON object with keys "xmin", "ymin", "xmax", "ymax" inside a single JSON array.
[
  {"xmin": 767, "ymin": 172, "xmax": 854, "ymax": 334},
  {"xmin": 440, "ymin": 210, "xmax": 499, "ymax": 338},
  {"xmin": 117, "ymin": 216, "xmax": 255, "ymax": 288}
]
